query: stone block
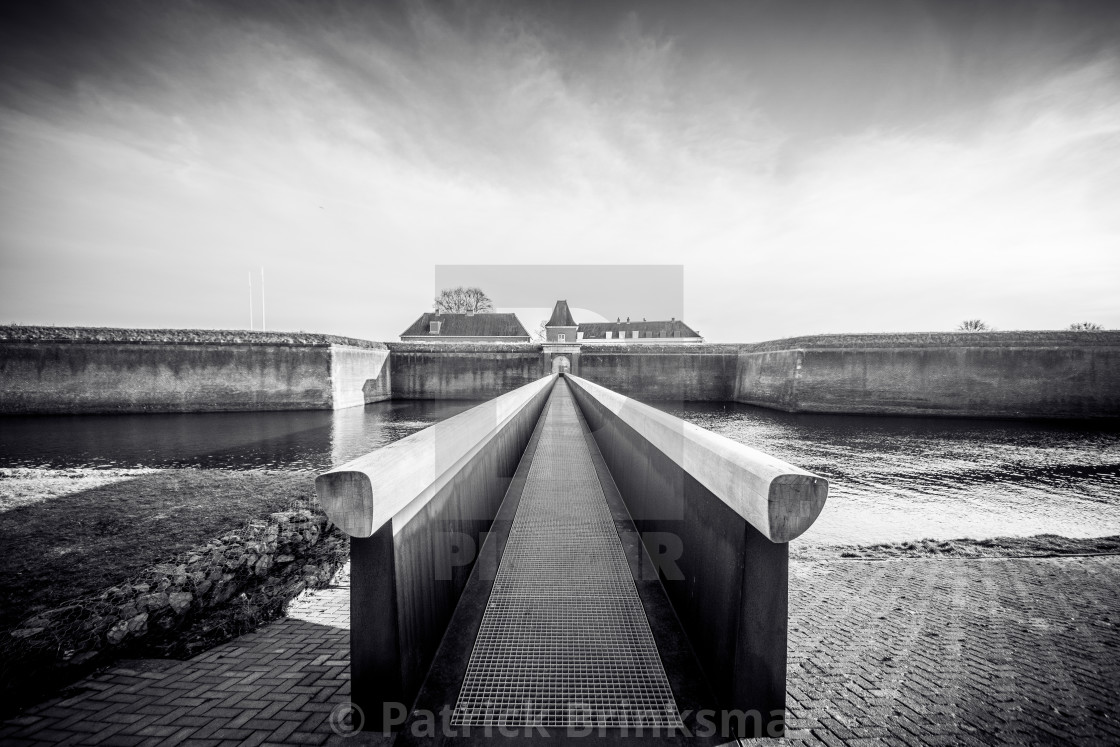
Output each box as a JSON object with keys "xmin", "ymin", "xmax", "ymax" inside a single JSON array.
[{"xmin": 169, "ymin": 592, "xmax": 193, "ymax": 614}]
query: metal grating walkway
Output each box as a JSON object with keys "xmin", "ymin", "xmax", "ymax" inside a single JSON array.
[{"xmin": 451, "ymin": 381, "xmax": 683, "ymax": 729}]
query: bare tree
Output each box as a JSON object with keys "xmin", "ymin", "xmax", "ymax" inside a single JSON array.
[
  {"xmin": 957, "ymin": 319, "xmax": 990, "ymax": 332},
  {"xmin": 1069, "ymin": 322, "xmax": 1103, "ymax": 331},
  {"xmin": 530, "ymin": 320, "xmax": 548, "ymax": 342},
  {"xmin": 433, "ymin": 286, "xmax": 494, "ymax": 314}
]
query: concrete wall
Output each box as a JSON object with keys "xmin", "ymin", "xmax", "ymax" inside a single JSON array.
[
  {"xmin": 388, "ymin": 342, "xmax": 740, "ymax": 402},
  {"xmin": 577, "ymin": 344, "xmax": 739, "ymax": 401},
  {"xmin": 391, "ymin": 334, "xmax": 1119, "ymax": 417},
  {"xmin": 734, "ymin": 332, "xmax": 1120, "ymax": 418},
  {"xmin": 330, "ymin": 345, "xmax": 391, "ymax": 408},
  {"xmin": 6, "ymin": 330, "xmax": 1117, "ymax": 417},
  {"xmin": 387, "ymin": 343, "xmax": 546, "ymax": 400},
  {"xmin": 0, "ymin": 341, "xmax": 389, "ymax": 414}
]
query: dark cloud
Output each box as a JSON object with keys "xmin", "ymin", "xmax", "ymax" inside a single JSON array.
[
  {"xmin": 6, "ymin": 0, "xmax": 1120, "ymax": 133},
  {"xmin": 1, "ymin": 0, "xmax": 1118, "ymax": 338}
]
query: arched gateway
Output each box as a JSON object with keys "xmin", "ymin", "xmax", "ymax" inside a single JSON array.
[{"xmin": 551, "ymin": 355, "xmax": 571, "ymax": 374}]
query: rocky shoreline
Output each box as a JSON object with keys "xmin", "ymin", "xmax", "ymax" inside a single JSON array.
[{"xmin": 1, "ymin": 504, "xmax": 346, "ymax": 718}]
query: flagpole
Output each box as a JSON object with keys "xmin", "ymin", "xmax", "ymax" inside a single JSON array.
[
  {"xmin": 261, "ymin": 267, "xmax": 267, "ymax": 332},
  {"xmin": 248, "ymin": 270, "xmax": 254, "ymax": 330}
]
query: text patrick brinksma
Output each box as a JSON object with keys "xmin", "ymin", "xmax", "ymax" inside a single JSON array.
[{"xmin": 330, "ymin": 701, "xmax": 786, "ymax": 739}]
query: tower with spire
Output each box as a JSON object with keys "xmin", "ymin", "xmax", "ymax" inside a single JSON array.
[
  {"xmin": 543, "ymin": 299, "xmax": 581, "ymax": 374},
  {"xmin": 544, "ymin": 299, "xmax": 577, "ymax": 344}
]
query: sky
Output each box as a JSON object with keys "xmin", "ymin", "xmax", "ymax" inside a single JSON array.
[{"xmin": 1, "ymin": 0, "xmax": 1118, "ymax": 342}]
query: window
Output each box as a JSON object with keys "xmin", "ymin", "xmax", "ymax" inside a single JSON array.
[
  {"xmin": 604, "ymin": 330, "xmax": 612, "ymax": 339},
  {"xmin": 631, "ymin": 330, "xmax": 640, "ymax": 339},
  {"xmin": 558, "ymin": 333, "xmax": 565, "ymax": 342},
  {"xmin": 577, "ymin": 331, "xmax": 584, "ymax": 340},
  {"xmin": 429, "ymin": 321, "xmax": 441, "ymax": 334}
]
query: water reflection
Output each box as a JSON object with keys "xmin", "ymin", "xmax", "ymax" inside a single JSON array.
[
  {"xmin": 0, "ymin": 400, "xmax": 482, "ymax": 472},
  {"xmin": 656, "ymin": 402, "xmax": 1120, "ymax": 545}
]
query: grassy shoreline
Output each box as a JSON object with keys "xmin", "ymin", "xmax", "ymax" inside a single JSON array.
[{"xmin": 0, "ymin": 468, "xmax": 317, "ymax": 633}]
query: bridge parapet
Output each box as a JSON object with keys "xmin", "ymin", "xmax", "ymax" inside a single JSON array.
[
  {"xmin": 564, "ymin": 374, "xmax": 827, "ymax": 542},
  {"xmin": 316, "ymin": 372, "xmax": 827, "ymax": 736},
  {"xmin": 317, "ymin": 374, "xmax": 556, "ymax": 538},
  {"xmin": 316, "ymin": 374, "xmax": 556, "ymax": 728},
  {"xmin": 565, "ymin": 372, "xmax": 828, "ymax": 735}
]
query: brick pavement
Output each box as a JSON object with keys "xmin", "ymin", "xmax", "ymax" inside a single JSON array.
[
  {"xmin": 779, "ymin": 555, "xmax": 1119, "ymax": 747},
  {"xmin": 1, "ymin": 556, "xmax": 1117, "ymax": 746},
  {"xmin": 0, "ymin": 568, "xmax": 356, "ymax": 747}
]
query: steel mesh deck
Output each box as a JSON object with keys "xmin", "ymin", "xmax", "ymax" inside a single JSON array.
[{"xmin": 451, "ymin": 382, "xmax": 683, "ymax": 728}]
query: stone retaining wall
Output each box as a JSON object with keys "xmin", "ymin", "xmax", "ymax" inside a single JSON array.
[
  {"xmin": 1, "ymin": 509, "xmax": 347, "ymax": 710},
  {"xmin": 387, "ymin": 342, "xmax": 546, "ymax": 400},
  {"xmin": 4, "ymin": 327, "xmax": 1117, "ymax": 418},
  {"xmin": 576, "ymin": 344, "xmax": 740, "ymax": 400},
  {"xmin": 0, "ymin": 337, "xmax": 389, "ymax": 414},
  {"xmin": 734, "ymin": 331, "xmax": 1120, "ymax": 418}
]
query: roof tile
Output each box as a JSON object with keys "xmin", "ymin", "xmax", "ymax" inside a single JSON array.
[{"xmin": 400, "ymin": 312, "xmax": 530, "ymax": 339}]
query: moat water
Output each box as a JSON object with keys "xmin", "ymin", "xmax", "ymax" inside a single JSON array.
[
  {"xmin": 659, "ymin": 402, "xmax": 1120, "ymax": 545},
  {"xmin": 0, "ymin": 400, "xmax": 481, "ymax": 472},
  {"xmin": 2, "ymin": 399, "xmax": 1117, "ymax": 544}
]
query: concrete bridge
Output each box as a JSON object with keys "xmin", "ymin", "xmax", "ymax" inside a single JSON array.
[{"xmin": 317, "ymin": 374, "xmax": 829, "ymax": 742}]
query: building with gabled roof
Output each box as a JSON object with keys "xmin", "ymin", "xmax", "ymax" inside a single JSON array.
[
  {"xmin": 544, "ymin": 299, "xmax": 703, "ymax": 344},
  {"xmin": 578, "ymin": 318, "xmax": 703, "ymax": 343},
  {"xmin": 399, "ymin": 312, "xmax": 530, "ymax": 342}
]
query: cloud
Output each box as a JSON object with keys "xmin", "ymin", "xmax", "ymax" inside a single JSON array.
[
  {"xmin": 1, "ymin": 1, "xmax": 1118, "ymax": 339},
  {"xmin": 684, "ymin": 55, "xmax": 1120, "ymax": 337}
]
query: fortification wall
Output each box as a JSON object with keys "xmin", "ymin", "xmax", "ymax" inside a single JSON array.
[
  {"xmin": 386, "ymin": 342, "xmax": 740, "ymax": 402},
  {"xmin": 331, "ymin": 346, "xmax": 391, "ymax": 408},
  {"xmin": 734, "ymin": 331, "xmax": 1120, "ymax": 418},
  {"xmin": 387, "ymin": 343, "xmax": 546, "ymax": 400},
  {"xmin": 576, "ymin": 344, "xmax": 740, "ymax": 401},
  {"xmin": 0, "ymin": 329, "xmax": 390, "ymax": 414},
  {"xmin": 4, "ymin": 328, "xmax": 1116, "ymax": 418}
]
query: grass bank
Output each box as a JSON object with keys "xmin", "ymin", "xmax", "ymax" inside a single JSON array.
[{"xmin": 0, "ymin": 468, "xmax": 315, "ymax": 633}]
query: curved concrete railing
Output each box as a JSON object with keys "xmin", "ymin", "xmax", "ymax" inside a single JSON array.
[
  {"xmin": 315, "ymin": 374, "xmax": 557, "ymax": 730},
  {"xmin": 564, "ymin": 373, "xmax": 827, "ymax": 542},
  {"xmin": 565, "ymin": 373, "xmax": 828, "ymax": 730},
  {"xmin": 317, "ymin": 374, "xmax": 557, "ymax": 538}
]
